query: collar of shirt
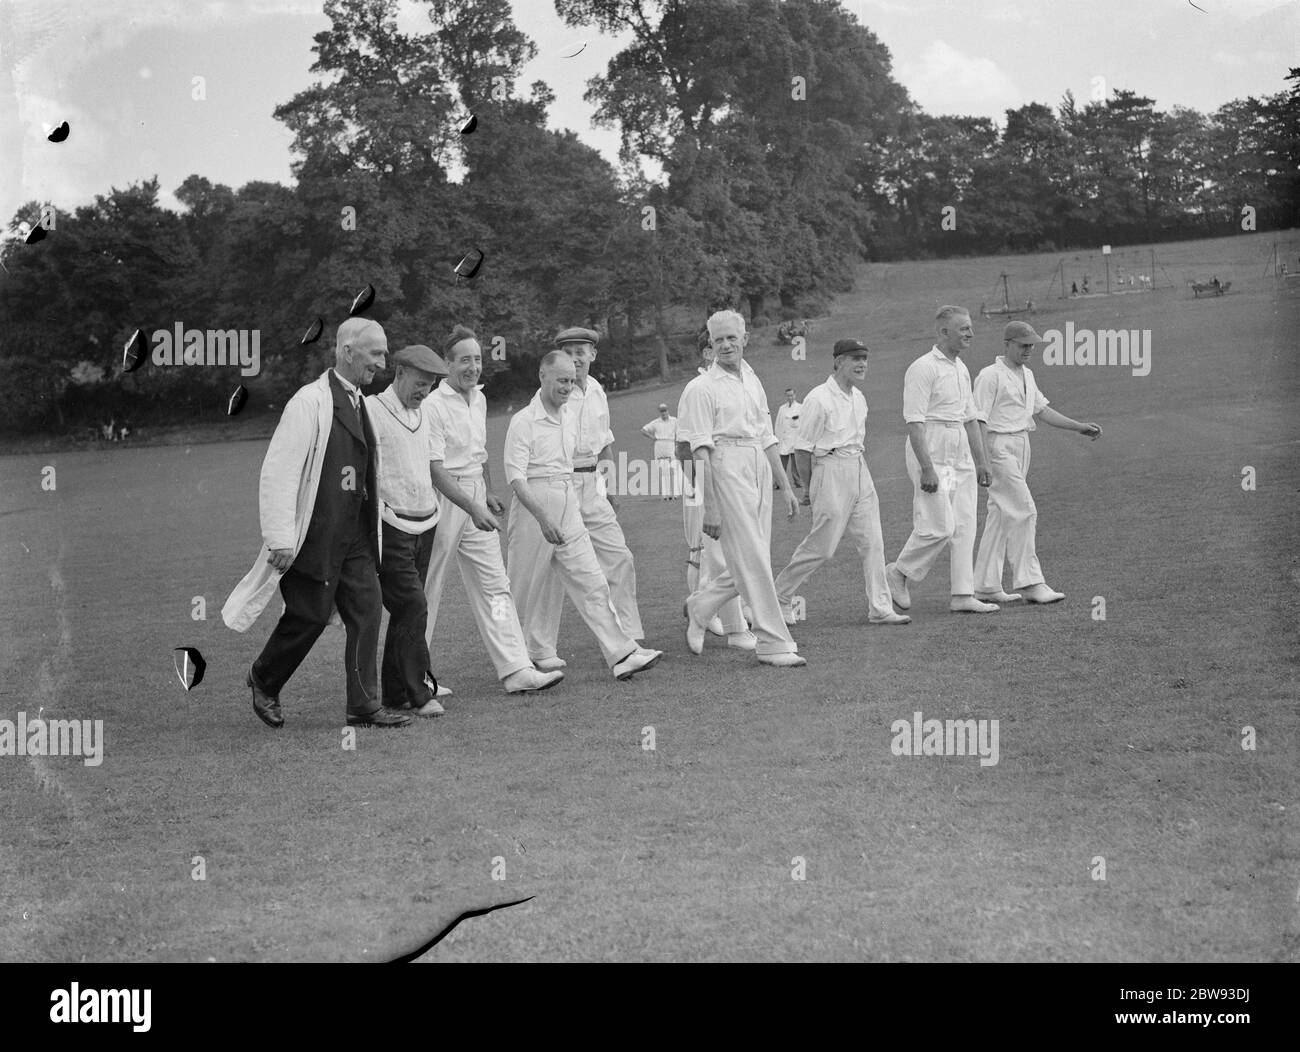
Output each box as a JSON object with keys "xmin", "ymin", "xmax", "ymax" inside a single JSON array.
[
  {"xmin": 528, "ymin": 388, "xmax": 565, "ymax": 425},
  {"xmin": 929, "ymin": 346, "xmax": 958, "ymax": 366},
  {"xmin": 819, "ymin": 376, "xmax": 867, "ymax": 444},
  {"xmin": 332, "ymin": 368, "xmax": 361, "ymax": 405},
  {"xmin": 432, "ymin": 378, "xmax": 484, "ymax": 407},
  {"xmin": 377, "ymin": 385, "xmax": 421, "ymax": 426},
  {"xmin": 707, "ymin": 359, "xmax": 756, "ymax": 383}
]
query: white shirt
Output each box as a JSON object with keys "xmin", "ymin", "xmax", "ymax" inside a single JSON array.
[
  {"xmin": 424, "ymin": 379, "xmax": 488, "ymax": 474},
  {"xmin": 504, "ymin": 391, "xmax": 576, "ymax": 483},
  {"xmin": 567, "ymin": 375, "xmax": 615, "ymax": 465},
  {"xmin": 902, "ymin": 347, "xmax": 977, "ymax": 424},
  {"xmin": 332, "ymin": 368, "xmax": 361, "ymax": 409},
  {"xmin": 365, "ymin": 387, "xmax": 439, "ymax": 535},
  {"xmin": 774, "ymin": 400, "xmax": 803, "ymax": 454},
  {"xmin": 794, "ymin": 377, "xmax": 868, "ymax": 455},
  {"xmin": 679, "ymin": 360, "xmax": 778, "ymax": 452},
  {"xmin": 644, "ymin": 415, "xmax": 677, "ymax": 457},
  {"xmin": 973, "ymin": 358, "xmax": 1050, "ymax": 433},
  {"xmin": 674, "ymin": 368, "xmax": 710, "ymax": 444}
]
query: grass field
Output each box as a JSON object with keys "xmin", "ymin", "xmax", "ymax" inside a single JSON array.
[{"xmin": 2, "ymin": 231, "xmax": 1298, "ymax": 962}]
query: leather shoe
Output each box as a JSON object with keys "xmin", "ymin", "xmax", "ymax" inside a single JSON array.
[
  {"xmin": 885, "ymin": 563, "xmax": 910, "ymax": 610},
  {"xmin": 868, "ymin": 611, "xmax": 911, "ymax": 625},
  {"xmin": 248, "ymin": 670, "xmax": 283, "ymax": 729},
  {"xmin": 346, "ymin": 707, "xmax": 413, "ymax": 728},
  {"xmin": 975, "ymin": 590, "xmax": 1021, "ymax": 603},
  {"xmin": 1022, "ymin": 583, "xmax": 1065, "ymax": 604}
]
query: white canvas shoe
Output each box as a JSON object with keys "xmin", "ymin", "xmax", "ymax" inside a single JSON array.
[
  {"xmin": 757, "ymin": 652, "xmax": 807, "ymax": 668},
  {"xmin": 885, "ymin": 563, "xmax": 910, "ymax": 610},
  {"xmin": 950, "ymin": 595, "xmax": 999, "ymax": 613},
  {"xmin": 613, "ymin": 648, "xmax": 662, "ymax": 680},
  {"xmin": 1021, "ymin": 583, "xmax": 1065, "ymax": 604},
  {"xmin": 502, "ymin": 667, "xmax": 564, "ymax": 693},
  {"xmin": 726, "ymin": 631, "xmax": 758, "ymax": 651}
]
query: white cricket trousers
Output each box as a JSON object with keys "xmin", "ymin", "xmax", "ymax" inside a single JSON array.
[
  {"xmin": 685, "ymin": 441, "xmax": 797, "ymax": 656},
  {"xmin": 507, "ymin": 476, "xmax": 638, "ymax": 668},
  {"xmin": 423, "ymin": 472, "xmax": 533, "ymax": 681},
  {"xmin": 536, "ymin": 470, "xmax": 643, "ymax": 640},
  {"xmin": 894, "ymin": 421, "xmax": 978, "ymax": 595},
  {"xmin": 775, "ymin": 453, "xmax": 894, "ymax": 618},
  {"xmin": 682, "ymin": 472, "xmax": 747, "ymax": 634},
  {"xmin": 974, "ymin": 432, "xmax": 1045, "ymax": 591}
]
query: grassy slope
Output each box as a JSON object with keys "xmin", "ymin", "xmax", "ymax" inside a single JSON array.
[{"xmin": 1, "ymin": 231, "xmax": 1297, "ymax": 961}]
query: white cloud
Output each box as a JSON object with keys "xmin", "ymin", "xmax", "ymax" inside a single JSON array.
[{"xmin": 896, "ymin": 40, "xmax": 1022, "ymax": 119}]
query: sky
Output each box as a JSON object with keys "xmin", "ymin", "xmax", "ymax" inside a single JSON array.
[{"xmin": 0, "ymin": 0, "xmax": 1295, "ymax": 227}]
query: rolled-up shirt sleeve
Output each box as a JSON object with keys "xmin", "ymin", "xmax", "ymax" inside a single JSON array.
[
  {"xmin": 680, "ymin": 382, "xmax": 714, "ymax": 452},
  {"xmin": 755, "ymin": 385, "xmax": 778, "ymax": 451},
  {"xmin": 503, "ymin": 414, "xmax": 530, "ymax": 484},
  {"xmin": 972, "ymin": 369, "xmax": 996, "ymax": 424},
  {"xmin": 425, "ymin": 401, "xmax": 446, "ymax": 463},
  {"xmin": 962, "ymin": 369, "xmax": 978, "ymax": 423},
  {"xmin": 793, "ymin": 394, "xmax": 826, "ymax": 452},
  {"xmin": 902, "ymin": 359, "xmax": 930, "ymax": 424},
  {"xmin": 1032, "ymin": 383, "xmax": 1050, "ymax": 414}
]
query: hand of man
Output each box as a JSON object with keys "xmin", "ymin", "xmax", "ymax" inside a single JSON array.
[
  {"xmin": 784, "ymin": 489, "xmax": 799, "ymax": 518},
  {"xmin": 920, "ymin": 464, "xmax": 940, "ymax": 493},
  {"xmin": 540, "ymin": 518, "xmax": 565, "ymax": 546},
  {"xmin": 266, "ymin": 547, "xmax": 294, "ymax": 572},
  {"xmin": 703, "ymin": 507, "xmax": 721, "ymax": 541},
  {"xmin": 977, "ymin": 467, "xmax": 992, "ymax": 488},
  {"xmin": 1080, "ymin": 423, "xmax": 1102, "ymax": 441},
  {"xmin": 486, "ymin": 493, "xmax": 505, "ymax": 514},
  {"xmin": 469, "ymin": 503, "xmax": 500, "ymax": 532}
]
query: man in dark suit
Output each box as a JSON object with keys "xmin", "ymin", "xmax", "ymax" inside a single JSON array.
[{"xmin": 228, "ymin": 317, "xmax": 411, "ymax": 729}]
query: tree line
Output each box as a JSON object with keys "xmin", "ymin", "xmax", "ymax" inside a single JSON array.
[{"xmin": 2, "ymin": 0, "xmax": 1295, "ymax": 436}]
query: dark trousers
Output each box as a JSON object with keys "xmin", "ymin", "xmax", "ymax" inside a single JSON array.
[
  {"xmin": 378, "ymin": 521, "xmax": 437, "ymax": 708},
  {"xmin": 252, "ymin": 531, "xmax": 382, "ymax": 717}
]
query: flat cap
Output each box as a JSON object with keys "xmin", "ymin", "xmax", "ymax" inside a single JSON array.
[
  {"xmin": 833, "ymin": 338, "xmax": 870, "ymax": 357},
  {"xmin": 555, "ymin": 326, "xmax": 600, "ymax": 348},
  {"xmin": 1003, "ymin": 321, "xmax": 1045, "ymax": 344},
  {"xmin": 391, "ymin": 344, "xmax": 449, "ymax": 375}
]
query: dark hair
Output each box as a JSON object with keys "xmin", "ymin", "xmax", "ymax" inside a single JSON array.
[{"xmin": 442, "ymin": 324, "xmax": 477, "ymax": 356}]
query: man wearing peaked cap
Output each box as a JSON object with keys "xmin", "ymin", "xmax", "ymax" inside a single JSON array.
[
  {"xmin": 532, "ymin": 324, "xmax": 646, "ymax": 658},
  {"xmin": 774, "ymin": 339, "xmax": 910, "ymax": 626},
  {"xmin": 971, "ymin": 320, "xmax": 1102, "ymax": 606},
  {"xmin": 556, "ymin": 326, "xmax": 600, "ymax": 348},
  {"xmin": 365, "ymin": 343, "xmax": 452, "ymax": 717},
  {"xmin": 641, "ymin": 402, "xmax": 680, "ymax": 500}
]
